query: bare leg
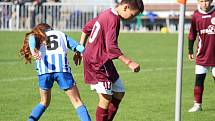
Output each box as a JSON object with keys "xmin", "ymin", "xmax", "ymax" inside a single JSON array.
[
  {"xmin": 65, "ymin": 85, "xmax": 83, "ymax": 108},
  {"xmin": 28, "ymin": 88, "xmax": 51, "ymax": 121},
  {"xmin": 98, "ymin": 93, "xmax": 112, "ymax": 109},
  {"xmin": 96, "ymin": 93, "xmax": 112, "ymax": 121},
  {"xmin": 65, "ymin": 85, "xmax": 91, "ymax": 121},
  {"xmin": 39, "ymin": 88, "xmax": 51, "ymax": 107}
]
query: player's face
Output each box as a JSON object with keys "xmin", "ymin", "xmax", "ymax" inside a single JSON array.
[
  {"xmin": 120, "ymin": 4, "xmax": 140, "ymax": 20},
  {"xmin": 198, "ymin": 0, "xmax": 213, "ymax": 12}
]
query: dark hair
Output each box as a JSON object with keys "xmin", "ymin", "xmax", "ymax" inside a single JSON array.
[
  {"xmin": 120, "ymin": 0, "xmax": 144, "ymax": 13},
  {"xmin": 20, "ymin": 23, "xmax": 52, "ymax": 64}
]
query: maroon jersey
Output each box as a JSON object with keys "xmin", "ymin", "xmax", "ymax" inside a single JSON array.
[
  {"xmin": 82, "ymin": 8, "xmax": 123, "ymax": 84},
  {"xmin": 189, "ymin": 6, "xmax": 215, "ymax": 66}
]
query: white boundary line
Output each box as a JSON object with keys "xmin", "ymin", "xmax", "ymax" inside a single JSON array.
[{"xmin": 0, "ymin": 66, "xmax": 193, "ymax": 82}]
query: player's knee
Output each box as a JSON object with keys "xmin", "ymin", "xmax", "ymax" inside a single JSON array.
[
  {"xmin": 99, "ymin": 100, "xmax": 110, "ymax": 109},
  {"xmin": 40, "ymin": 99, "xmax": 51, "ymax": 108},
  {"xmin": 98, "ymin": 94, "xmax": 111, "ymax": 108},
  {"xmin": 113, "ymin": 92, "xmax": 125, "ymax": 100},
  {"xmin": 195, "ymin": 74, "xmax": 206, "ymax": 86},
  {"xmin": 99, "ymin": 97, "xmax": 111, "ymax": 104}
]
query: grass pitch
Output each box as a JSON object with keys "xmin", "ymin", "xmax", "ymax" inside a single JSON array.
[{"xmin": 0, "ymin": 31, "xmax": 215, "ymax": 121}]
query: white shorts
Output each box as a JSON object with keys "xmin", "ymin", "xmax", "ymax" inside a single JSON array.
[
  {"xmin": 195, "ymin": 65, "xmax": 215, "ymax": 77},
  {"xmin": 90, "ymin": 78, "xmax": 125, "ymax": 95}
]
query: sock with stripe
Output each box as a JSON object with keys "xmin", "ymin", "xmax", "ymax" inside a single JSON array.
[
  {"xmin": 28, "ymin": 103, "xmax": 46, "ymax": 121},
  {"xmin": 76, "ymin": 105, "xmax": 91, "ymax": 121}
]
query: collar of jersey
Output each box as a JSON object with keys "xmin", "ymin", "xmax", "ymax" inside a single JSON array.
[
  {"xmin": 111, "ymin": 8, "xmax": 118, "ymax": 16},
  {"xmin": 198, "ymin": 5, "xmax": 215, "ymax": 14}
]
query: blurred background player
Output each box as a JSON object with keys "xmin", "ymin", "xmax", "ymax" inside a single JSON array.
[
  {"xmin": 20, "ymin": 23, "xmax": 91, "ymax": 121},
  {"xmin": 73, "ymin": 0, "xmax": 144, "ymax": 121},
  {"xmin": 188, "ymin": 0, "xmax": 215, "ymax": 112}
]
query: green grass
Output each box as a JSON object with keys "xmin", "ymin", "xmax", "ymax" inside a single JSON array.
[{"xmin": 1, "ymin": 31, "xmax": 215, "ymax": 121}]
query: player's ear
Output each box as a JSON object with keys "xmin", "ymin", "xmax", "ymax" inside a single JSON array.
[{"xmin": 123, "ymin": 4, "xmax": 129, "ymax": 11}]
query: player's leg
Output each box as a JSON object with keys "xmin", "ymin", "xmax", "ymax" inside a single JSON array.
[
  {"xmin": 65, "ymin": 85, "xmax": 83, "ymax": 108},
  {"xmin": 91, "ymin": 81, "xmax": 112, "ymax": 121},
  {"xmin": 97, "ymin": 93, "xmax": 112, "ymax": 121},
  {"xmin": 56, "ymin": 72, "xmax": 91, "ymax": 121},
  {"xmin": 28, "ymin": 89, "xmax": 51, "ymax": 121},
  {"xmin": 28, "ymin": 74, "xmax": 53, "ymax": 121},
  {"xmin": 108, "ymin": 78, "xmax": 125, "ymax": 121},
  {"xmin": 65, "ymin": 85, "xmax": 91, "ymax": 121},
  {"xmin": 194, "ymin": 74, "xmax": 206, "ymax": 104},
  {"xmin": 188, "ymin": 65, "xmax": 207, "ymax": 112}
]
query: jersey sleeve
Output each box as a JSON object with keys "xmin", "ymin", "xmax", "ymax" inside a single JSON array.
[
  {"xmin": 28, "ymin": 35, "xmax": 36, "ymax": 51},
  {"xmin": 82, "ymin": 17, "xmax": 98, "ymax": 36},
  {"xmin": 66, "ymin": 35, "xmax": 84, "ymax": 53},
  {"xmin": 105, "ymin": 20, "xmax": 123, "ymax": 60},
  {"xmin": 188, "ymin": 13, "xmax": 198, "ymax": 41}
]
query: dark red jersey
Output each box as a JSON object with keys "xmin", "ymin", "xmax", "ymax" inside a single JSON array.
[
  {"xmin": 82, "ymin": 8, "xmax": 123, "ymax": 84},
  {"xmin": 189, "ymin": 6, "xmax": 215, "ymax": 66}
]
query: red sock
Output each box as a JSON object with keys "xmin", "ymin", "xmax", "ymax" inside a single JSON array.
[
  {"xmin": 96, "ymin": 106, "xmax": 108, "ymax": 121},
  {"xmin": 194, "ymin": 86, "xmax": 204, "ymax": 103},
  {"xmin": 108, "ymin": 97, "xmax": 121, "ymax": 121}
]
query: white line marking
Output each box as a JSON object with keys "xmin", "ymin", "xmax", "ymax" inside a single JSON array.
[
  {"xmin": 0, "ymin": 58, "xmax": 178, "ymax": 66},
  {"xmin": 0, "ymin": 66, "xmax": 194, "ymax": 82}
]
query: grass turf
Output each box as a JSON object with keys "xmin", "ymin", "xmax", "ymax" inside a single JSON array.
[{"xmin": 0, "ymin": 31, "xmax": 215, "ymax": 121}]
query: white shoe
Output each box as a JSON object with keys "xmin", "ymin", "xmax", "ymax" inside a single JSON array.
[{"xmin": 188, "ymin": 103, "xmax": 202, "ymax": 112}]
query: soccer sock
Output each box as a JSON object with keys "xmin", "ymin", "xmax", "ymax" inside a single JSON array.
[
  {"xmin": 76, "ymin": 105, "xmax": 91, "ymax": 121},
  {"xmin": 96, "ymin": 106, "xmax": 108, "ymax": 121},
  {"xmin": 194, "ymin": 74, "xmax": 206, "ymax": 104},
  {"xmin": 28, "ymin": 103, "xmax": 46, "ymax": 121},
  {"xmin": 108, "ymin": 97, "xmax": 121, "ymax": 121},
  {"xmin": 194, "ymin": 86, "xmax": 204, "ymax": 104}
]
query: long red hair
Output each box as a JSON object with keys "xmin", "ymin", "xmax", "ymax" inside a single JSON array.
[{"xmin": 20, "ymin": 23, "xmax": 52, "ymax": 64}]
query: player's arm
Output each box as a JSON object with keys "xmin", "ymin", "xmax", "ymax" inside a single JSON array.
[
  {"xmin": 72, "ymin": 32, "xmax": 89, "ymax": 66},
  {"xmin": 105, "ymin": 20, "xmax": 140, "ymax": 72},
  {"xmin": 73, "ymin": 17, "xmax": 98, "ymax": 65},
  {"xmin": 80, "ymin": 32, "xmax": 89, "ymax": 47},
  {"xmin": 65, "ymin": 35, "xmax": 85, "ymax": 65},
  {"xmin": 28, "ymin": 35, "xmax": 41, "ymax": 60},
  {"xmin": 66, "ymin": 35, "xmax": 84, "ymax": 53},
  {"xmin": 188, "ymin": 39, "xmax": 195, "ymax": 61},
  {"xmin": 118, "ymin": 55, "xmax": 140, "ymax": 73},
  {"xmin": 188, "ymin": 14, "xmax": 197, "ymax": 61},
  {"xmin": 80, "ymin": 16, "xmax": 98, "ymax": 46}
]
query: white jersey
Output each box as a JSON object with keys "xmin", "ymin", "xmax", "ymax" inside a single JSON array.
[{"xmin": 36, "ymin": 30, "xmax": 76, "ymax": 75}]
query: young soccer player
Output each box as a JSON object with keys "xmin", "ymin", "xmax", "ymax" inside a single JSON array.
[
  {"xmin": 188, "ymin": 0, "xmax": 215, "ymax": 112},
  {"xmin": 73, "ymin": 0, "xmax": 144, "ymax": 120},
  {"xmin": 20, "ymin": 23, "xmax": 91, "ymax": 121}
]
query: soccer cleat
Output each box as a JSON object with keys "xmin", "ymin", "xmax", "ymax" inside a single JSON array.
[{"xmin": 188, "ymin": 103, "xmax": 202, "ymax": 112}]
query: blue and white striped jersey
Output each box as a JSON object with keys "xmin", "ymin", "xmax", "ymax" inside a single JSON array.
[{"xmin": 35, "ymin": 30, "xmax": 80, "ymax": 75}]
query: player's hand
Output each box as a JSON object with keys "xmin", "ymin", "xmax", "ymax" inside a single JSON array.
[
  {"xmin": 31, "ymin": 51, "xmax": 41, "ymax": 60},
  {"xmin": 188, "ymin": 54, "xmax": 194, "ymax": 61},
  {"xmin": 73, "ymin": 52, "xmax": 82, "ymax": 65},
  {"xmin": 128, "ymin": 61, "xmax": 140, "ymax": 73}
]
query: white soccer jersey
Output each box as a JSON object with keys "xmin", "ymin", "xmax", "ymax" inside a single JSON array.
[{"xmin": 35, "ymin": 30, "xmax": 77, "ymax": 75}]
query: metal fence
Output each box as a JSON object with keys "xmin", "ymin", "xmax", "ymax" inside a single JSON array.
[
  {"xmin": 0, "ymin": 2, "xmax": 112, "ymax": 31},
  {"xmin": 0, "ymin": 2, "xmax": 193, "ymax": 32}
]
